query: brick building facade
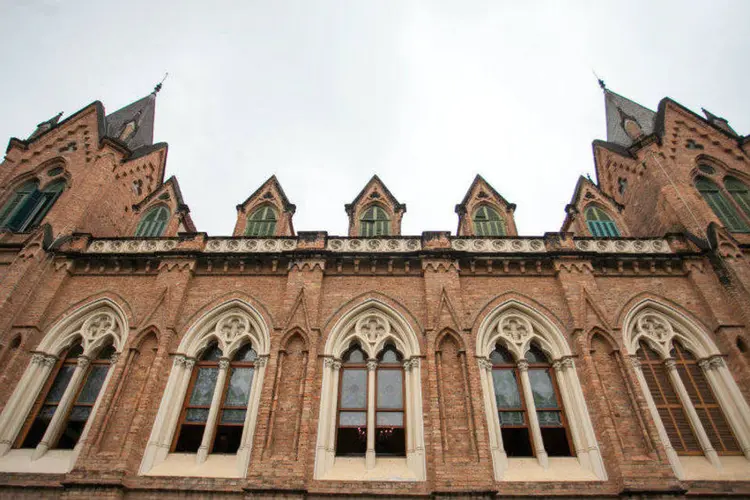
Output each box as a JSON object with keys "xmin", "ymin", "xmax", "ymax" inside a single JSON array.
[{"xmin": 0, "ymin": 86, "xmax": 749, "ymax": 498}]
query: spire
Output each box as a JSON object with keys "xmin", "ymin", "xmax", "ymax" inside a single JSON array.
[
  {"xmin": 603, "ymin": 88, "xmax": 656, "ymax": 148},
  {"xmin": 105, "ymin": 78, "xmax": 165, "ymax": 151}
]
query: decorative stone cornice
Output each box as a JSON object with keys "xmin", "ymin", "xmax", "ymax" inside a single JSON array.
[
  {"xmin": 574, "ymin": 239, "xmax": 670, "ymax": 254},
  {"xmin": 88, "ymin": 239, "xmax": 178, "ymax": 253},
  {"xmin": 327, "ymin": 238, "xmax": 421, "ymax": 253},
  {"xmin": 452, "ymin": 238, "xmax": 545, "ymax": 253},
  {"xmin": 206, "ymin": 238, "xmax": 297, "ymax": 253}
]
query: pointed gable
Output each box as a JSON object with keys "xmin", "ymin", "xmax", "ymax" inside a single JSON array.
[
  {"xmin": 105, "ymin": 93, "xmax": 157, "ymax": 152},
  {"xmin": 561, "ymin": 176, "xmax": 627, "ymax": 236},
  {"xmin": 604, "ymin": 89, "xmax": 656, "ymax": 148},
  {"xmin": 345, "ymin": 175, "xmax": 406, "ymax": 237},
  {"xmin": 132, "ymin": 176, "xmax": 195, "ymax": 236},
  {"xmin": 234, "ymin": 175, "xmax": 296, "ymax": 237},
  {"xmin": 455, "ymin": 174, "xmax": 517, "ymax": 236}
]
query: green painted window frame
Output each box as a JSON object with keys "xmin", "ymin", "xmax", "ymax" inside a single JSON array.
[
  {"xmin": 695, "ymin": 177, "xmax": 749, "ymax": 232},
  {"xmin": 245, "ymin": 206, "xmax": 278, "ymax": 237},
  {"xmin": 0, "ymin": 179, "xmax": 65, "ymax": 232},
  {"xmin": 135, "ymin": 205, "xmax": 171, "ymax": 237},
  {"xmin": 473, "ymin": 205, "xmax": 506, "ymax": 236},
  {"xmin": 585, "ymin": 206, "xmax": 620, "ymax": 237},
  {"xmin": 724, "ymin": 177, "xmax": 750, "ymax": 221},
  {"xmin": 359, "ymin": 205, "xmax": 390, "ymax": 237}
]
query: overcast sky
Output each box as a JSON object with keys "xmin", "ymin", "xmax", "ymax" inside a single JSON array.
[{"xmin": 2, "ymin": 1, "xmax": 749, "ymax": 236}]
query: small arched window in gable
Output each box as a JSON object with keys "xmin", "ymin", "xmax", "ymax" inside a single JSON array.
[
  {"xmin": 245, "ymin": 206, "xmax": 277, "ymax": 237},
  {"xmin": 473, "ymin": 206, "xmax": 506, "ymax": 236},
  {"xmin": 135, "ymin": 205, "xmax": 170, "ymax": 237},
  {"xmin": 0, "ymin": 179, "xmax": 65, "ymax": 232},
  {"xmin": 724, "ymin": 177, "xmax": 750, "ymax": 220},
  {"xmin": 585, "ymin": 206, "xmax": 620, "ymax": 237},
  {"xmin": 360, "ymin": 205, "xmax": 390, "ymax": 237},
  {"xmin": 695, "ymin": 177, "xmax": 749, "ymax": 232}
]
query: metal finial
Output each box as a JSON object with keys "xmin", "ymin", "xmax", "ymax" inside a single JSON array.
[
  {"xmin": 592, "ymin": 70, "xmax": 606, "ymax": 90},
  {"xmin": 153, "ymin": 73, "xmax": 169, "ymax": 94}
]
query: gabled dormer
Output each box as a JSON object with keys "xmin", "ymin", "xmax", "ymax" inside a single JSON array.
[
  {"xmin": 455, "ymin": 175, "xmax": 517, "ymax": 236},
  {"xmin": 233, "ymin": 176, "xmax": 295, "ymax": 237},
  {"xmin": 131, "ymin": 176, "xmax": 195, "ymax": 237},
  {"xmin": 561, "ymin": 176, "xmax": 627, "ymax": 237},
  {"xmin": 345, "ymin": 175, "xmax": 405, "ymax": 237}
]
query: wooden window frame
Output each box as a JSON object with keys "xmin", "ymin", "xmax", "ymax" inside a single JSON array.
[
  {"xmin": 211, "ymin": 347, "xmax": 256, "ymax": 454},
  {"xmin": 375, "ymin": 348, "xmax": 406, "ymax": 457},
  {"xmin": 491, "ymin": 346, "xmax": 534, "ymax": 457},
  {"xmin": 245, "ymin": 206, "xmax": 278, "ymax": 237},
  {"xmin": 473, "ymin": 205, "xmax": 506, "ymax": 237},
  {"xmin": 585, "ymin": 206, "xmax": 620, "ymax": 237},
  {"xmin": 335, "ymin": 346, "xmax": 369, "ymax": 456},
  {"xmin": 136, "ymin": 205, "xmax": 171, "ymax": 237},
  {"xmin": 526, "ymin": 350, "xmax": 574, "ymax": 457},
  {"xmin": 695, "ymin": 176, "xmax": 750, "ymax": 233},
  {"xmin": 359, "ymin": 205, "xmax": 390, "ymax": 237}
]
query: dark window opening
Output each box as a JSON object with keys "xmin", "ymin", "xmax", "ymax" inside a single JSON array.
[
  {"xmin": 212, "ymin": 425, "xmax": 243, "ymax": 454},
  {"xmin": 375, "ymin": 427, "xmax": 405, "ymax": 456},
  {"xmin": 501, "ymin": 428, "xmax": 533, "ymax": 457},
  {"xmin": 21, "ymin": 418, "xmax": 52, "ymax": 449},
  {"xmin": 542, "ymin": 427, "xmax": 572, "ymax": 456},
  {"xmin": 57, "ymin": 420, "xmax": 86, "ymax": 449},
  {"xmin": 174, "ymin": 424, "xmax": 206, "ymax": 453},
  {"xmin": 336, "ymin": 427, "xmax": 367, "ymax": 456},
  {"xmin": 737, "ymin": 337, "xmax": 748, "ymax": 353}
]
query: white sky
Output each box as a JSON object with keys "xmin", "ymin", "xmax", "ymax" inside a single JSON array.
[{"xmin": 2, "ymin": 1, "xmax": 749, "ymax": 236}]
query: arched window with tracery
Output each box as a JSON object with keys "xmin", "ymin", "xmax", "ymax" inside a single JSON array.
[
  {"xmin": 135, "ymin": 205, "xmax": 170, "ymax": 237},
  {"xmin": 0, "ymin": 179, "xmax": 65, "ymax": 232},
  {"xmin": 359, "ymin": 205, "xmax": 390, "ymax": 236},
  {"xmin": 695, "ymin": 176, "xmax": 749, "ymax": 232},
  {"xmin": 315, "ymin": 301, "xmax": 425, "ymax": 481},
  {"xmin": 140, "ymin": 301, "xmax": 269, "ymax": 478},
  {"xmin": 585, "ymin": 206, "xmax": 620, "ymax": 237},
  {"xmin": 0, "ymin": 300, "xmax": 127, "ymax": 473},
  {"xmin": 245, "ymin": 206, "xmax": 277, "ymax": 236},
  {"xmin": 625, "ymin": 304, "xmax": 750, "ymax": 479},
  {"xmin": 724, "ymin": 176, "xmax": 750, "ymax": 220},
  {"xmin": 476, "ymin": 303, "xmax": 606, "ymax": 481},
  {"xmin": 473, "ymin": 206, "xmax": 506, "ymax": 236}
]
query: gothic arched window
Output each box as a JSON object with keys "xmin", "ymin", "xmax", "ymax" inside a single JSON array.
[
  {"xmin": 135, "ymin": 205, "xmax": 170, "ymax": 237},
  {"xmin": 336, "ymin": 344, "xmax": 368, "ymax": 456},
  {"xmin": 245, "ymin": 206, "xmax": 277, "ymax": 237},
  {"xmin": 585, "ymin": 206, "xmax": 620, "ymax": 237},
  {"xmin": 695, "ymin": 176, "xmax": 749, "ymax": 232},
  {"xmin": 473, "ymin": 206, "xmax": 506, "ymax": 236},
  {"xmin": 359, "ymin": 205, "xmax": 390, "ymax": 237},
  {"xmin": 724, "ymin": 176, "xmax": 750, "ymax": 220},
  {"xmin": 0, "ymin": 179, "xmax": 65, "ymax": 232},
  {"xmin": 375, "ymin": 344, "xmax": 405, "ymax": 456}
]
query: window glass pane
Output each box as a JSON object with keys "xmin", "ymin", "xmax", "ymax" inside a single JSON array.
[
  {"xmin": 345, "ymin": 348, "xmax": 365, "ymax": 363},
  {"xmin": 221, "ymin": 409, "xmax": 247, "ymax": 424},
  {"xmin": 499, "ymin": 411, "xmax": 525, "ymax": 426},
  {"xmin": 46, "ymin": 365, "xmax": 76, "ymax": 403},
  {"xmin": 38, "ymin": 406, "xmax": 57, "ymax": 420},
  {"xmin": 224, "ymin": 367, "xmax": 254, "ymax": 406},
  {"xmin": 339, "ymin": 411, "xmax": 367, "ymax": 426},
  {"xmin": 380, "ymin": 348, "xmax": 400, "ymax": 364},
  {"xmin": 377, "ymin": 369, "xmax": 403, "ymax": 409},
  {"xmin": 525, "ymin": 345, "xmax": 548, "ymax": 363},
  {"xmin": 490, "ymin": 346, "xmax": 513, "ymax": 365},
  {"xmin": 537, "ymin": 410, "xmax": 563, "ymax": 426},
  {"xmin": 492, "ymin": 369, "xmax": 522, "ymax": 409},
  {"xmin": 233, "ymin": 344, "xmax": 257, "ymax": 362},
  {"xmin": 376, "ymin": 412, "xmax": 404, "ymax": 426},
  {"xmin": 185, "ymin": 408, "xmax": 210, "ymax": 422},
  {"xmin": 201, "ymin": 344, "xmax": 223, "ymax": 361},
  {"xmin": 189, "ymin": 367, "xmax": 218, "ymax": 405},
  {"xmin": 529, "ymin": 369, "xmax": 559, "ymax": 408},
  {"xmin": 340, "ymin": 369, "xmax": 367, "ymax": 408},
  {"xmin": 76, "ymin": 365, "xmax": 109, "ymax": 404},
  {"xmin": 68, "ymin": 406, "xmax": 92, "ymax": 422}
]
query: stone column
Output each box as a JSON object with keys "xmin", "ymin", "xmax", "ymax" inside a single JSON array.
[
  {"xmin": 663, "ymin": 358, "xmax": 721, "ymax": 469},
  {"xmin": 34, "ymin": 356, "xmax": 91, "ymax": 460},
  {"xmin": 366, "ymin": 358, "xmax": 378, "ymax": 469},
  {"xmin": 197, "ymin": 358, "xmax": 230, "ymax": 464},
  {"xmin": 517, "ymin": 359, "xmax": 548, "ymax": 468}
]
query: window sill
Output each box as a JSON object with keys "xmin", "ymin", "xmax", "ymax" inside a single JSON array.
[
  {"xmin": 502, "ymin": 457, "xmax": 600, "ymax": 482},
  {"xmin": 320, "ymin": 457, "xmax": 417, "ymax": 482},
  {"xmin": 680, "ymin": 455, "xmax": 750, "ymax": 481},
  {"xmin": 143, "ymin": 453, "xmax": 242, "ymax": 478},
  {"xmin": 0, "ymin": 449, "xmax": 74, "ymax": 474}
]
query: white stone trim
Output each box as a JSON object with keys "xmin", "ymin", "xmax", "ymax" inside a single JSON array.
[
  {"xmin": 452, "ymin": 238, "xmax": 545, "ymax": 253},
  {"xmin": 205, "ymin": 238, "xmax": 297, "ymax": 253},
  {"xmin": 139, "ymin": 299, "xmax": 270, "ymax": 477},
  {"xmin": 622, "ymin": 300, "xmax": 750, "ymax": 478},
  {"xmin": 327, "ymin": 238, "xmax": 421, "ymax": 253},
  {"xmin": 0, "ymin": 299, "xmax": 128, "ymax": 471},
  {"xmin": 87, "ymin": 239, "xmax": 178, "ymax": 253},
  {"xmin": 476, "ymin": 300, "xmax": 607, "ymax": 481},
  {"xmin": 574, "ymin": 239, "xmax": 671, "ymax": 253},
  {"xmin": 314, "ymin": 299, "xmax": 426, "ymax": 481}
]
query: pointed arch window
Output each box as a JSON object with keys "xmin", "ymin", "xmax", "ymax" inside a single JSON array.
[
  {"xmin": 585, "ymin": 206, "xmax": 620, "ymax": 237},
  {"xmin": 489, "ymin": 343, "xmax": 572, "ymax": 459},
  {"xmin": 360, "ymin": 205, "xmax": 390, "ymax": 236},
  {"xmin": 245, "ymin": 206, "xmax": 277, "ymax": 237},
  {"xmin": 473, "ymin": 206, "xmax": 506, "ymax": 236},
  {"xmin": 336, "ymin": 345, "xmax": 368, "ymax": 456},
  {"xmin": 724, "ymin": 176, "xmax": 750, "ymax": 220},
  {"xmin": 135, "ymin": 205, "xmax": 170, "ymax": 237},
  {"xmin": 695, "ymin": 176, "xmax": 749, "ymax": 232},
  {"xmin": 0, "ymin": 179, "xmax": 65, "ymax": 232}
]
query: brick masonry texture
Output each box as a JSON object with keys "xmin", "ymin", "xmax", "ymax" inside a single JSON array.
[{"xmin": 0, "ymin": 92, "xmax": 749, "ymax": 498}]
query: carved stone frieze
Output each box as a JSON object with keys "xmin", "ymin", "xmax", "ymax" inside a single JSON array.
[
  {"xmin": 87, "ymin": 239, "xmax": 178, "ymax": 253},
  {"xmin": 452, "ymin": 238, "xmax": 545, "ymax": 253},
  {"xmin": 326, "ymin": 238, "xmax": 421, "ymax": 253},
  {"xmin": 206, "ymin": 238, "xmax": 297, "ymax": 253},
  {"xmin": 574, "ymin": 239, "xmax": 671, "ymax": 254}
]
